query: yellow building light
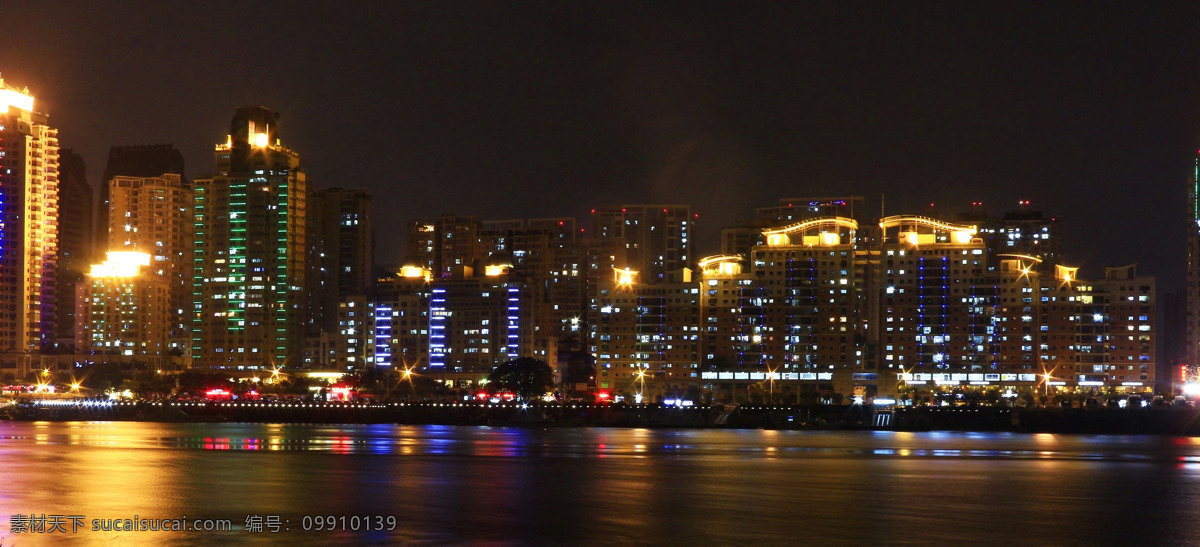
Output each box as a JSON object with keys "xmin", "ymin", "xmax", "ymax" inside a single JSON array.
[
  {"xmin": 253, "ymin": 132, "xmax": 269, "ymax": 148},
  {"xmin": 766, "ymin": 233, "xmax": 790, "ymax": 246},
  {"xmin": 953, "ymin": 230, "xmax": 973, "ymax": 244},
  {"xmin": 879, "ymin": 215, "xmax": 977, "ymax": 234},
  {"xmin": 614, "ymin": 267, "xmax": 638, "ymax": 286},
  {"xmin": 89, "ymin": 251, "xmax": 151, "ymax": 278},
  {"xmin": 699, "ymin": 255, "xmax": 743, "ymax": 276},
  {"xmin": 820, "ymin": 231, "xmax": 840, "ymax": 246},
  {"xmin": 0, "ymin": 88, "xmax": 34, "ymax": 113},
  {"xmin": 484, "ymin": 264, "xmax": 511, "ymax": 276},
  {"xmin": 905, "ymin": 232, "xmax": 920, "ymax": 246},
  {"xmin": 1055, "ymin": 264, "xmax": 1078, "ymax": 284},
  {"xmin": 400, "ymin": 266, "xmax": 432, "ymax": 281}
]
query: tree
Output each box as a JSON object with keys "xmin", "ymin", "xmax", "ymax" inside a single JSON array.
[{"xmin": 487, "ymin": 357, "xmax": 555, "ymax": 401}]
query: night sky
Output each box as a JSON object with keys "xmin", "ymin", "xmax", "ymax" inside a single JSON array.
[{"xmin": 4, "ymin": 2, "xmax": 1200, "ymax": 290}]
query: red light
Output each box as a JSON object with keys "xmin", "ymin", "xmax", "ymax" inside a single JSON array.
[
  {"xmin": 596, "ymin": 390, "xmax": 611, "ymax": 400},
  {"xmin": 622, "ymin": 208, "xmax": 626, "ymax": 213},
  {"xmin": 693, "ymin": 214, "xmax": 698, "ymax": 218},
  {"xmin": 590, "ymin": 209, "xmax": 595, "ymax": 214},
  {"xmin": 558, "ymin": 221, "xmax": 563, "ymax": 226},
  {"xmin": 663, "ymin": 208, "xmax": 668, "ymax": 213},
  {"xmin": 929, "ymin": 203, "xmax": 935, "ymax": 207}
]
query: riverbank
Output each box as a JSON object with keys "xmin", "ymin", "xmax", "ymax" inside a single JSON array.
[{"xmin": 10, "ymin": 400, "xmax": 1200, "ymax": 434}]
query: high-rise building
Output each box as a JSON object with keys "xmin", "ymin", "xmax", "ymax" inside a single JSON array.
[
  {"xmin": 192, "ymin": 107, "xmax": 313, "ymax": 370},
  {"xmin": 1188, "ymin": 155, "xmax": 1200, "ymax": 380},
  {"xmin": 0, "ymin": 80, "xmax": 59, "ymax": 363},
  {"xmin": 744, "ymin": 216, "xmax": 869, "ymax": 397},
  {"xmin": 961, "ymin": 201, "xmax": 1062, "ymax": 270},
  {"xmin": 404, "ymin": 215, "xmax": 483, "ymax": 280},
  {"xmin": 589, "ymin": 205, "xmax": 693, "ymax": 284},
  {"xmin": 314, "ymin": 188, "xmax": 374, "ymax": 332},
  {"xmin": 876, "ymin": 216, "xmax": 994, "ymax": 385},
  {"xmin": 75, "ymin": 251, "xmax": 169, "ymax": 367},
  {"xmin": 480, "ymin": 217, "xmax": 583, "ymax": 341},
  {"xmin": 97, "ymin": 145, "xmax": 185, "ymax": 258},
  {"xmin": 427, "ymin": 262, "xmax": 550, "ymax": 387},
  {"xmin": 105, "ymin": 173, "xmax": 193, "ymax": 348},
  {"xmin": 372, "ymin": 269, "xmax": 431, "ymax": 369},
  {"xmin": 589, "ymin": 267, "xmax": 700, "ymax": 400},
  {"xmin": 697, "ymin": 255, "xmax": 752, "ymax": 370},
  {"xmin": 54, "ymin": 149, "xmax": 92, "ymax": 348}
]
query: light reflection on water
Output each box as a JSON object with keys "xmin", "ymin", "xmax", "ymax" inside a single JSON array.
[{"xmin": 1, "ymin": 422, "xmax": 1199, "ymax": 544}]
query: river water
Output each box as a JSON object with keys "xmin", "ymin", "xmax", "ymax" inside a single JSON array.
[{"xmin": 1, "ymin": 421, "xmax": 1198, "ymax": 545}]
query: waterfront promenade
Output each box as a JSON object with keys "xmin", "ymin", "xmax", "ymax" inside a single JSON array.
[{"xmin": 10, "ymin": 399, "xmax": 1200, "ymax": 435}]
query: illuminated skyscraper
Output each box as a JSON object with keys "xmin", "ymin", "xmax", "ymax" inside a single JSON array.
[
  {"xmin": 75, "ymin": 251, "xmax": 169, "ymax": 365},
  {"xmin": 106, "ymin": 173, "xmax": 193, "ymax": 348},
  {"xmin": 0, "ymin": 79, "xmax": 59, "ymax": 359},
  {"xmin": 590, "ymin": 267, "xmax": 700, "ymax": 399},
  {"xmin": 192, "ymin": 107, "xmax": 313, "ymax": 369}
]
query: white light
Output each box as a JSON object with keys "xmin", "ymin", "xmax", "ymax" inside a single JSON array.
[
  {"xmin": 89, "ymin": 251, "xmax": 152, "ymax": 277},
  {"xmin": 0, "ymin": 89, "xmax": 34, "ymax": 112},
  {"xmin": 873, "ymin": 398, "xmax": 896, "ymax": 405}
]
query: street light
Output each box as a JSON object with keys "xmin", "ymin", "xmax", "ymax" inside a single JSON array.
[
  {"xmin": 1038, "ymin": 364, "xmax": 1060, "ymax": 403},
  {"xmin": 765, "ymin": 364, "xmax": 778, "ymax": 404},
  {"xmin": 634, "ymin": 367, "xmax": 647, "ymax": 404}
]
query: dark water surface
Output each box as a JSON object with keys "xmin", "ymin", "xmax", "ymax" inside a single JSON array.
[{"xmin": 1, "ymin": 421, "xmax": 1198, "ymax": 545}]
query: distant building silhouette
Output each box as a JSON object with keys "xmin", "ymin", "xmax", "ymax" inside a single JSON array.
[{"xmin": 55, "ymin": 149, "xmax": 93, "ymax": 349}]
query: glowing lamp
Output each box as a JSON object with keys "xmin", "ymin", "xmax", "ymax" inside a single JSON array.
[
  {"xmin": 484, "ymin": 264, "xmax": 510, "ymax": 276},
  {"xmin": 953, "ymin": 230, "xmax": 973, "ymax": 244},
  {"xmin": 89, "ymin": 251, "xmax": 151, "ymax": 277},
  {"xmin": 1055, "ymin": 264, "xmax": 1078, "ymax": 283},
  {"xmin": 400, "ymin": 266, "xmax": 431, "ymax": 281},
  {"xmin": 0, "ymin": 88, "xmax": 34, "ymax": 113},
  {"xmin": 614, "ymin": 267, "xmax": 637, "ymax": 286},
  {"xmin": 905, "ymin": 232, "xmax": 920, "ymax": 246},
  {"xmin": 820, "ymin": 231, "xmax": 839, "ymax": 246},
  {"xmin": 253, "ymin": 132, "xmax": 269, "ymax": 148},
  {"xmin": 766, "ymin": 233, "xmax": 789, "ymax": 246}
]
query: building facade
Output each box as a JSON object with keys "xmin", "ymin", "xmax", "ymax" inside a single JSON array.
[
  {"xmin": 0, "ymin": 80, "xmax": 58, "ymax": 364},
  {"xmin": 192, "ymin": 107, "xmax": 313, "ymax": 370},
  {"xmin": 54, "ymin": 149, "xmax": 92, "ymax": 349},
  {"xmin": 315, "ymin": 188, "xmax": 374, "ymax": 332},
  {"xmin": 75, "ymin": 251, "xmax": 169, "ymax": 367},
  {"xmin": 106, "ymin": 173, "xmax": 193, "ymax": 351}
]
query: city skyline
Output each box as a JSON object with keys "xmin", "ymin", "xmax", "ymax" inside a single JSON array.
[{"xmin": 2, "ymin": 2, "xmax": 1198, "ymax": 291}]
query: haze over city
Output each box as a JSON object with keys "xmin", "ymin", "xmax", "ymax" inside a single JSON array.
[{"xmin": 3, "ymin": 1, "xmax": 1198, "ymax": 290}]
